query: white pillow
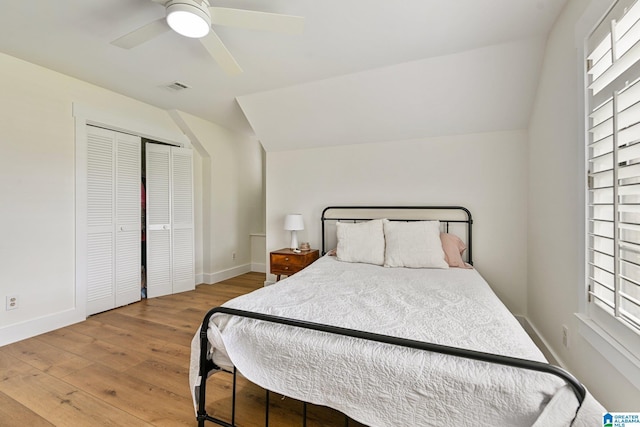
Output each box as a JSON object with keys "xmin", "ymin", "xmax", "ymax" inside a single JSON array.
[
  {"xmin": 383, "ymin": 220, "xmax": 449, "ymax": 269},
  {"xmin": 336, "ymin": 219, "xmax": 385, "ymax": 265}
]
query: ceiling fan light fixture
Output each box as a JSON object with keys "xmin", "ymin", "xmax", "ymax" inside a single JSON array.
[{"xmin": 166, "ymin": 1, "xmax": 211, "ymax": 39}]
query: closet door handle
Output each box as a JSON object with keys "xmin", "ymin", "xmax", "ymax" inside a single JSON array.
[
  {"xmin": 120, "ymin": 226, "xmax": 125, "ymax": 231},
  {"xmin": 163, "ymin": 225, "xmax": 169, "ymax": 230}
]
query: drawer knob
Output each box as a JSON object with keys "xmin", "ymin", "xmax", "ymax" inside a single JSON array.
[
  {"xmin": 285, "ymin": 257, "xmax": 289, "ymax": 261},
  {"xmin": 284, "ymin": 266, "xmax": 289, "ymax": 270}
]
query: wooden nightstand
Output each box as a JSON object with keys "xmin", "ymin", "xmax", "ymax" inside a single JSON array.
[{"xmin": 270, "ymin": 248, "xmax": 320, "ymax": 281}]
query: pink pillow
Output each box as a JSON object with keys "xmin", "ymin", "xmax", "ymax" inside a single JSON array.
[{"xmin": 440, "ymin": 233, "xmax": 472, "ymax": 269}]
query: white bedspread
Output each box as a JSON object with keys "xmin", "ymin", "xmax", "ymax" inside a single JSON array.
[{"xmin": 190, "ymin": 256, "xmax": 602, "ymax": 426}]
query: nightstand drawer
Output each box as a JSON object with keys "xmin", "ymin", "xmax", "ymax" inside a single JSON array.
[
  {"xmin": 271, "ymin": 253, "xmax": 307, "ymax": 269},
  {"xmin": 270, "ymin": 254, "xmax": 307, "ymax": 275},
  {"xmin": 271, "ymin": 265, "xmax": 303, "ymax": 275}
]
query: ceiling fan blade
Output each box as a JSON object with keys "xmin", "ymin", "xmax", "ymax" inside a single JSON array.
[
  {"xmin": 209, "ymin": 7, "xmax": 304, "ymax": 34},
  {"xmin": 200, "ymin": 31, "xmax": 243, "ymax": 75},
  {"xmin": 111, "ymin": 18, "xmax": 170, "ymax": 49}
]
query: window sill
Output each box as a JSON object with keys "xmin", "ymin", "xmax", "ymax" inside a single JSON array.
[{"xmin": 575, "ymin": 313, "xmax": 640, "ymax": 388}]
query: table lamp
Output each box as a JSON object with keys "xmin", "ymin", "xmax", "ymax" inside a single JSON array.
[{"xmin": 284, "ymin": 214, "xmax": 304, "ymax": 250}]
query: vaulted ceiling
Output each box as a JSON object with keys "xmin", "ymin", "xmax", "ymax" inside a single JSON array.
[{"xmin": 0, "ymin": 0, "xmax": 567, "ymax": 151}]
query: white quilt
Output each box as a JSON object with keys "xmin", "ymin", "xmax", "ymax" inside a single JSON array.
[{"xmin": 190, "ymin": 256, "xmax": 603, "ymax": 426}]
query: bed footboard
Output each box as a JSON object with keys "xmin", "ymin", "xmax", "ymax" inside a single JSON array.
[{"xmin": 195, "ymin": 307, "xmax": 586, "ymax": 427}]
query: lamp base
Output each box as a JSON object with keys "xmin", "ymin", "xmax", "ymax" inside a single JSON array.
[{"xmin": 290, "ymin": 231, "xmax": 299, "ymax": 250}]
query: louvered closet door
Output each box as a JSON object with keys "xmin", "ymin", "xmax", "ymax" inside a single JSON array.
[
  {"xmin": 87, "ymin": 127, "xmax": 115, "ymax": 315},
  {"xmin": 146, "ymin": 144, "xmax": 173, "ymax": 298},
  {"xmin": 115, "ymin": 135, "xmax": 142, "ymax": 307},
  {"xmin": 145, "ymin": 143, "xmax": 195, "ymax": 298},
  {"xmin": 86, "ymin": 126, "xmax": 141, "ymax": 315},
  {"xmin": 171, "ymin": 147, "xmax": 195, "ymax": 293}
]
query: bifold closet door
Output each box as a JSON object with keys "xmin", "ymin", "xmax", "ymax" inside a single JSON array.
[
  {"xmin": 146, "ymin": 144, "xmax": 172, "ymax": 297},
  {"xmin": 145, "ymin": 143, "xmax": 194, "ymax": 298},
  {"xmin": 171, "ymin": 147, "xmax": 196, "ymax": 293},
  {"xmin": 86, "ymin": 126, "xmax": 141, "ymax": 315}
]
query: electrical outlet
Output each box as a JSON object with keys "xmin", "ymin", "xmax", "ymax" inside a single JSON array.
[
  {"xmin": 232, "ymin": 252, "xmax": 236, "ymax": 260},
  {"xmin": 6, "ymin": 295, "xmax": 18, "ymax": 311},
  {"xmin": 562, "ymin": 325, "xmax": 569, "ymax": 348}
]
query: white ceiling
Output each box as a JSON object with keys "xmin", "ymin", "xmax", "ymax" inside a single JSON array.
[
  {"xmin": 0, "ymin": 0, "xmax": 567, "ymax": 150},
  {"xmin": 238, "ymin": 37, "xmax": 548, "ymax": 151}
]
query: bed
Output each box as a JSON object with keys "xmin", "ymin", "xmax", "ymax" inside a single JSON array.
[{"xmin": 189, "ymin": 206, "xmax": 604, "ymax": 426}]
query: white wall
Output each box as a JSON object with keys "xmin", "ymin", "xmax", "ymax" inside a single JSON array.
[
  {"xmin": 528, "ymin": 0, "xmax": 640, "ymax": 409},
  {"xmin": 171, "ymin": 111, "xmax": 264, "ymax": 284},
  {"xmin": 266, "ymin": 130, "xmax": 529, "ymax": 314},
  {"xmin": 0, "ymin": 51, "xmax": 263, "ymax": 345},
  {"xmin": 193, "ymin": 148, "xmax": 204, "ymax": 283},
  {"xmin": 0, "ymin": 52, "xmax": 183, "ymax": 343}
]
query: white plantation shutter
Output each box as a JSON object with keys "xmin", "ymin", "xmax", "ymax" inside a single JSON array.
[
  {"xmin": 86, "ymin": 126, "xmax": 141, "ymax": 315},
  {"xmin": 587, "ymin": 0, "xmax": 640, "ymax": 343},
  {"xmin": 145, "ymin": 143, "xmax": 194, "ymax": 298}
]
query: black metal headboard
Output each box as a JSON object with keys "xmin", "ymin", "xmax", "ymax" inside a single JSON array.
[{"xmin": 321, "ymin": 206, "xmax": 473, "ymax": 265}]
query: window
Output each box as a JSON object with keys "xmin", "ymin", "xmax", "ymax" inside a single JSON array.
[{"xmin": 586, "ymin": 0, "xmax": 640, "ymax": 359}]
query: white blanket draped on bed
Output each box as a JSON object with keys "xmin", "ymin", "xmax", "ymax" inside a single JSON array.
[{"xmin": 189, "ymin": 256, "xmax": 604, "ymax": 426}]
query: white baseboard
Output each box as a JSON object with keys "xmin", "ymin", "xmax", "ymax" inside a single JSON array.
[
  {"xmin": 0, "ymin": 308, "xmax": 85, "ymax": 347},
  {"xmin": 203, "ymin": 264, "xmax": 252, "ymax": 284},
  {"xmin": 251, "ymin": 263, "xmax": 266, "ymax": 273},
  {"xmin": 515, "ymin": 314, "xmax": 566, "ymax": 367}
]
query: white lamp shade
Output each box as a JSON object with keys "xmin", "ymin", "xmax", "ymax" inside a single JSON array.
[
  {"xmin": 284, "ymin": 214, "xmax": 304, "ymax": 231},
  {"xmin": 166, "ymin": 1, "xmax": 211, "ymax": 38}
]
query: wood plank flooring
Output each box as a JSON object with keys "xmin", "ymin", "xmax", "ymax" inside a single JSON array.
[{"xmin": 0, "ymin": 273, "xmax": 363, "ymax": 427}]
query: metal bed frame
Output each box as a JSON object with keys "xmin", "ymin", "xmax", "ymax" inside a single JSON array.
[
  {"xmin": 320, "ymin": 205, "xmax": 473, "ymax": 263},
  {"xmin": 194, "ymin": 206, "xmax": 586, "ymax": 427}
]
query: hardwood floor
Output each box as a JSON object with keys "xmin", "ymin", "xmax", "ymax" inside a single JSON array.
[{"xmin": 0, "ymin": 273, "xmax": 363, "ymax": 427}]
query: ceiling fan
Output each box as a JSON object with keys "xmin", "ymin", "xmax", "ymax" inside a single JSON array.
[{"xmin": 111, "ymin": 0, "xmax": 304, "ymax": 75}]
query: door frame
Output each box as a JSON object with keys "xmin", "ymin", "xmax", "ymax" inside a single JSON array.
[{"xmin": 74, "ymin": 103, "xmax": 190, "ymax": 318}]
